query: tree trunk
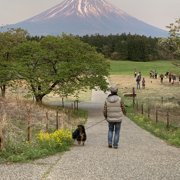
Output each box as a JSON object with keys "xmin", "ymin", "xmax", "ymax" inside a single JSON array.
[
  {"xmin": 0, "ymin": 85, "xmax": 6, "ymax": 98},
  {"xmin": 35, "ymin": 94, "xmax": 45, "ymax": 104}
]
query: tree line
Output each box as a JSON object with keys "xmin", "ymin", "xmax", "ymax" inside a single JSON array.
[
  {"xmin": 78, "ymin": 33, "xmax": 159, "ymax": 61},
  {"xmin": 78, "ymin": 32, "xmax": 179, "ymax": 61},
  {"xmin": 78, "ymin": 19, "xmax": 180, "ymax": 61}
]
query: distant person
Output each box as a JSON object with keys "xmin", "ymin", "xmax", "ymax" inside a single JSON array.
[
  {"xmin": 134, "ymin": 69, "xmax": 137, "ymax": 78},
  {"xmin": 155, "ymin": 72, "xmax": 158, "ymax": 79},
  {"xmin": 149, "ymin": 71, "xmax": 153, "ymax": 78},
  {"xmin": 103, "ymin": 85, "xmax": 126, "ymax": 149},
  {"xmin": 142, "ymin": 77, "xmax": 145, "ymax": 89},
  {"xmin": 160, "ymin": 74, "xmax": 164, "ymax": 83},
  {"xmin": 169, "ymin": 73, "xmax": 172, "ymax": 83},
  {"xmin": 136, "ymin": 72, "xmax": 141, "ymax": 89},
  {"xmin": 172, "ymin": 74, "xmax": 176, "ymax": 85},
  {"xmin": 165, "ymin": 72, "xmax": 169, "ymax": 78}
]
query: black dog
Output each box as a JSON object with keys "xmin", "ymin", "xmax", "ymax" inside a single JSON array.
[{"xmin": 72, "ymin": 125, "xmax": 86, "ymax": 145}]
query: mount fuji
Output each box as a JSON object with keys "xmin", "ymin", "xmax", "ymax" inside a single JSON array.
[{"xmin": 1, "ymin": 0, "xmax": 168, "ymax": 37}]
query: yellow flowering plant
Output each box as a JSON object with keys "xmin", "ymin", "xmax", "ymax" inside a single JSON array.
[{"xmin": 37, "ymin": 129, "xmax": 73, "ymax": 150}]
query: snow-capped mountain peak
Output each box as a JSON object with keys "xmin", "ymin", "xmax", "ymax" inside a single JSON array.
[{"xmin": 27, "ymin": 0, "xmax": 126, "ymax": 22}]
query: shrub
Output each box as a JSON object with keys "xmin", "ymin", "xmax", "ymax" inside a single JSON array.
[{"xmin": 37, "ymin": 129, "xmax": 73, "ymax": 150}]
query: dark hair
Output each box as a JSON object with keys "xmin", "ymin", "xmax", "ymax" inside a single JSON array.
[{"xmin": 108, "ymin": 92, "xmax": 118, "ymax": 97}]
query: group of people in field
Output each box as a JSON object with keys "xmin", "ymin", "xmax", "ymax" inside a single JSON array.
[
  {"xmin": 149, "ymin": 70, "xmax": 158, "ymax": 79},
  {"xmin": 151, "ymin": 71, "xmax": 179, "ymax": 85},
  {"xmin": 134, "ymin": 69, "xmax": 179, "ymax": 90}
]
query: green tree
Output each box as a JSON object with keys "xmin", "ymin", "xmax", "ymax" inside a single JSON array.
[
  {"xmin": 159, "ymin": 18, "xmax": 180, "ymax": 60},
  {"xmin": 14, "ymin": 35, "xmax": 110, "ymax": 103},
  {"xmin": 167, "ymin": 18, "xmax": 180, "ymax": 58},
  {"xmin": 0, "ymin": 28, "xmax": 28, "ymax": 97}
]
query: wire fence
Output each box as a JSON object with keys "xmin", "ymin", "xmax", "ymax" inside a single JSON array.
[
  {"xmin": 134, "ymin": 97, "xmax": 180, "ymax": 128},
  {"xmin": 0, "ymin": 98, "xmax": 82, "ymax": 150}
]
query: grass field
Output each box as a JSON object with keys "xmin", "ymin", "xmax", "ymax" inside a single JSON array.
[
  {"xmin": 110, "ymin": 60, "xmax": 180, "ymax": 76},
  {"xmin": 109, "ymin": 60, "xmax": 180, "ymax": 103}
]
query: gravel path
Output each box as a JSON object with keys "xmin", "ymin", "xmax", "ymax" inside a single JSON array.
[{"xmin": 0, "ymin": 89, "xmax": 179, "ymax": 180}]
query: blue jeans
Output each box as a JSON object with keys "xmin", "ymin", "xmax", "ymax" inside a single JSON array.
[{"xmin": 108, "ymin": 122, "xmax": 122, "ymax": 147}]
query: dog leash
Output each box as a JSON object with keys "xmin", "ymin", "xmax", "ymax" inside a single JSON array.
[{"xmin": 85, "ymin": 119, "xmax": 106, "ymax": 130}]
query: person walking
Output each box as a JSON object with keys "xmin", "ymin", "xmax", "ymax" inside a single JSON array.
[
  {"xmin": 134, "ymin": 69, "xmax": 137, "ymax": 78},
  {"xmin": 169, "ymin": 72, "xmax": 172, "ymax": 83},
  {"xmin": 160, "ymin": 74, "xmax": 164, "ymax": 83},
  {"xmin": 142, "ymin": 77, "xmax": 145, "ymax": 89},
  {"xmin": 103, "ymin": 85, "xmax": 126, "ymax": 149},
  {"xmin": 136, "ymin": 72, "xmax": 141, "ymax": 89}
]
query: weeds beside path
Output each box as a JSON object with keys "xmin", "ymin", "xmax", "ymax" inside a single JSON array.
[{"xmin": 0, "ymin": 89, "xmax": 180, "ymax": 180}]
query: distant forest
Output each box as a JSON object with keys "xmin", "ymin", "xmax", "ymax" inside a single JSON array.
[
  {"xmin": 28, "ymin": 33, "xmax": 175, "ymax": 61},
  {"xmin": 78, "ymin": 33, "xmax": 173, "ymax": 61}
]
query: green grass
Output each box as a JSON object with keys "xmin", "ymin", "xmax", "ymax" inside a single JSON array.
[
  {"xmin": 0, "ymin": 129, "xmax": 74, "ymax": 163},
  {"xmin": 127, "ymin": 110, "xmax": 180, "ymax": 147},
  {"xmin": 110, "ymin": 60, "xmax": 180, "ymax": 75}
]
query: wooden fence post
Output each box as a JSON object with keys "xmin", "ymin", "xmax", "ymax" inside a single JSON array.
[
  {"xmin": 62, "ymin": 97, "xmax": 64, "ymax": 108},
  {"xmin": 0, "ymin": 113, "xmax": 6, "ymax": 150},
  {"xmin": 132, "ymin": 87, "xmax": 136, "ymax": 108},
  {"xmin": 141, "ymin": 104, "xmax": 144, "ymax": 115},
  {"xmin": 45, "ymin": 111, "xmax": 49, "ymax": 132},
  {"xmin": 166, "ymin": 112, "xmax": 170, "ymax": 129},
  {"xmin": 27, "ymin": 110, "xmax": 32, "ymax": 142},
  {"xmin": 0, "ymin": 136, "xmax": 3, "ymax": 150},
  {"xmin": 56, "ymin": 111, "xmax": 59, "ymax": 130}
]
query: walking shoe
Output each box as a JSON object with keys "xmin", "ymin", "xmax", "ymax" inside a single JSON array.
[
  {"xmin": 114, "ymin": 146, "xmax": 118, "ymax": 149},
  {"xmin": 108, "ymin": 144, "xmax": 112, "ymax": 148}
]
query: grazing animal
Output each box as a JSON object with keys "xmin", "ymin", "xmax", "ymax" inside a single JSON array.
[{"xmin": 72, "ymin": 125, "xmax": 86, "ymax": 145}]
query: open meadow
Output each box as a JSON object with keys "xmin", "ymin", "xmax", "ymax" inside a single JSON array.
[
  {"xmin": 109, "ymin": 60, "xmax": 180, "ymax": 102},
  {"xmin": 110, "ymin": 60, "xmax": 180, "ymax": 76}
]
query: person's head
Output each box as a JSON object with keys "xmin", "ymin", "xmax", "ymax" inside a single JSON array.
[{"xmin": 110, "ymin": 85, "xmax": 118, "ymax": 94}]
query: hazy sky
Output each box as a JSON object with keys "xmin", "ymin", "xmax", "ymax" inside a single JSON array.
[{"xmin": 0, "ymin": 0, "xmax": 179, "ymax": 30}]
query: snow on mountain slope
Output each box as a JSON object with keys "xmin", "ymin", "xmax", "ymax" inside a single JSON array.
[{"xmin": 26, "ymin": 0, "xmax": 126, "ymax": 22}]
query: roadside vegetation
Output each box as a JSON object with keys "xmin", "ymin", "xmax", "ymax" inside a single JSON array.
[
  {"xmin": 0, "ymin": 97, "xmax": 88, "ymax": 163},
  {"xmin": 127, "ymin": 113, "xmax": 180, "ymax": 147},
  {"xmin": 0, "ymin": 128, "xmax": 73, "ymax": 163}
]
